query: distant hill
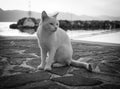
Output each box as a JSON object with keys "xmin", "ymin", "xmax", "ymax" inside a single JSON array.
[
  {"xmin": 0, "ymin": 8, "xmax": 40, "ymax": 22},
  {"xmin": 0, "ymin": 8, "xmax": 120, "ymax": 22},
  {"xmin": 58, "ymin": 12, "xmax": 120, "ymax": 21}
]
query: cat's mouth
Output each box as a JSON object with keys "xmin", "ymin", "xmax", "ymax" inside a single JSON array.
[{"xmin": 51, "ymin": 29, "xmax": 57, "ymax": 32}]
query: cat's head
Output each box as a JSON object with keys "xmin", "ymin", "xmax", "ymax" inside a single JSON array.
[{"xmin": 40, "ymin": 11, "xmax": 59, "ymax": 32}]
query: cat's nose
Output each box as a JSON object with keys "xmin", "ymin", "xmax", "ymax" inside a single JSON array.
[{"xmin": 52, "ymin": 27, "xmax": 57, "ymax": 32}]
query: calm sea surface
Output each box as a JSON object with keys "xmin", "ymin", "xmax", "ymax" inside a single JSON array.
[{"xmin": 0, "ymin": 22, "xmax": 120, "ymax": 44}]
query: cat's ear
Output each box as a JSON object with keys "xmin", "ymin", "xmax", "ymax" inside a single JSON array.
[
  {"xmin": 41, "ymin": 11, "xmax": 49, "ymax": 21},
  {"xmin": 52, "ymin": 13, "xmax": 59, "ymax": 18}
]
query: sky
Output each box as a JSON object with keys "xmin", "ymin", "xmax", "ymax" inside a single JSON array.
[{"xmin": 0, "ymin": 0, "xmax": 120, "ymax": 16}]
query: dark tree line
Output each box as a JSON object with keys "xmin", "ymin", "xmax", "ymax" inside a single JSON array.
[
  {"xmin": 10, "ymin": 17, "xmax": 120, "ymax": 32},
  {"xmin": 59, "ymin": 20, "xmax": 120, "ymax": 31}
]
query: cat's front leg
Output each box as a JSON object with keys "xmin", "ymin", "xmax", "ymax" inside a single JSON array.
[
  {"xmin": 38, "ymin": 48, "xmax": 47, "ymax": 70},
  {"xmin": 44, "ymin": 49, "xmax": 56, "ymax": 71}
]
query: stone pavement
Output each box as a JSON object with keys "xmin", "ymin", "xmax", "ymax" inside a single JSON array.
[{"xmin": 0, "ymin": 38, "xmax": 120, "ymax": 89}]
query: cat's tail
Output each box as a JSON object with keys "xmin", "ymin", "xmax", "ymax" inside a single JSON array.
[{"xmin": 70, "ymin": 60, "xmax": 92, "ymax": 72}]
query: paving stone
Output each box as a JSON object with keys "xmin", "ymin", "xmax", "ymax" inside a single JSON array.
[
  {"xmin": 1, "ymin": 38, "xmax": 120, "ymax": 89},
  {"xmin": 11, "ymin": 66, "xmax": 32, "ymax": 73},
  {"xmin": 7, "ymin": 58, "xmax": 26, "ymax": 65},
  {"xmin": 26, "ymin": 58, "xmax": 41, "ymax": 68},
  {"xmin": 1, "ymin": 52, "xmax": 36, "ymax": 58},
  {"xmin": 99, "ymin": 62, "xmax": 120, "ymax": 75},
  {"xmin": 0, "ymin": 60, "xmax": 8, "ymax": 67},
  {"xmin": 102, "ymin": 56, "xmax": 120, "ymax": 71},
  {"xmin": 49, "ymin": 66, "xmax": 71, "ymax": 76},
  {"xmin": 19, "ymin": 53, "xmax": 38, "ymax": 58},
  {"xmin": 93, "ymin": 84, "xmax": 120, "ymax": 89},
  {"xmin": 0, "ymin": 52, "xmax": 20, "ymax": 58},
  {"xmin": 0, "ymin": 58, "xmax": 8, "ymax": 76},
  {"xmin": 51, "ymin": 74, "xmax": 103, "ymax": 86},
  {"xmin": 0, "ymin": 69, "xmax": 3, "ymax": 76},
  {"xmin": 71, "ymin": 68, "xmax": 120, "ymax": 85},
  {"xmin": 24, "ymin": 48, "xmax": 40, "ymax": 56},
  {"xmin": 16, "ymin": 80, "xmax": 68, "ymax": 89},
  {"xmin": 0, "ymin": 71, "xmax": 51, "ymax": 88}
]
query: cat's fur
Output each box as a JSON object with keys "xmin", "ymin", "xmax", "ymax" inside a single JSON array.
[{"xmin": 37, "ymin": 11, "xmax": 92, "ymax": 71}]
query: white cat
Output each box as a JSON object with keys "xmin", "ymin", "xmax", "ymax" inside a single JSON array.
[{"xmin": 37, "ymin": 11, "xmax": 92, "ymax": 71}]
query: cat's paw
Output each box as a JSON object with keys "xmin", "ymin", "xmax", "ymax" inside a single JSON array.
[
  {"xmin": 44, "ymin": 66, "xmax": 52, "ymax": 71},
  {"xmin": 37, "ymin": 65, "xmax": 44, "ymax": 70}
]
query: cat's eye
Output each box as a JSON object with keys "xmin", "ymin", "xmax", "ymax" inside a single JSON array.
[
  {"xmin": 56, "ymin": 23, "xmax": 59, "ymax": 26},
  {"xmin": 50, "ymin": 23, "xmax": 54, "ymax": 25}
]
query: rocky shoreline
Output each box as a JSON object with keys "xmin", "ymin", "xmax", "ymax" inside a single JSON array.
[{"xmin": 0, "ymin": 37, "xmax": 120, "ymax": 89}]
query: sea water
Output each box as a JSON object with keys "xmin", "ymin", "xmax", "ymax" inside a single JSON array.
[
  {"xmin": 0, "ymin": 22, "xmax": 120, "ymax": 44},
  {"xmin": 0, "ymin": 22, "xmax": 33, "ymax": 36}
]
